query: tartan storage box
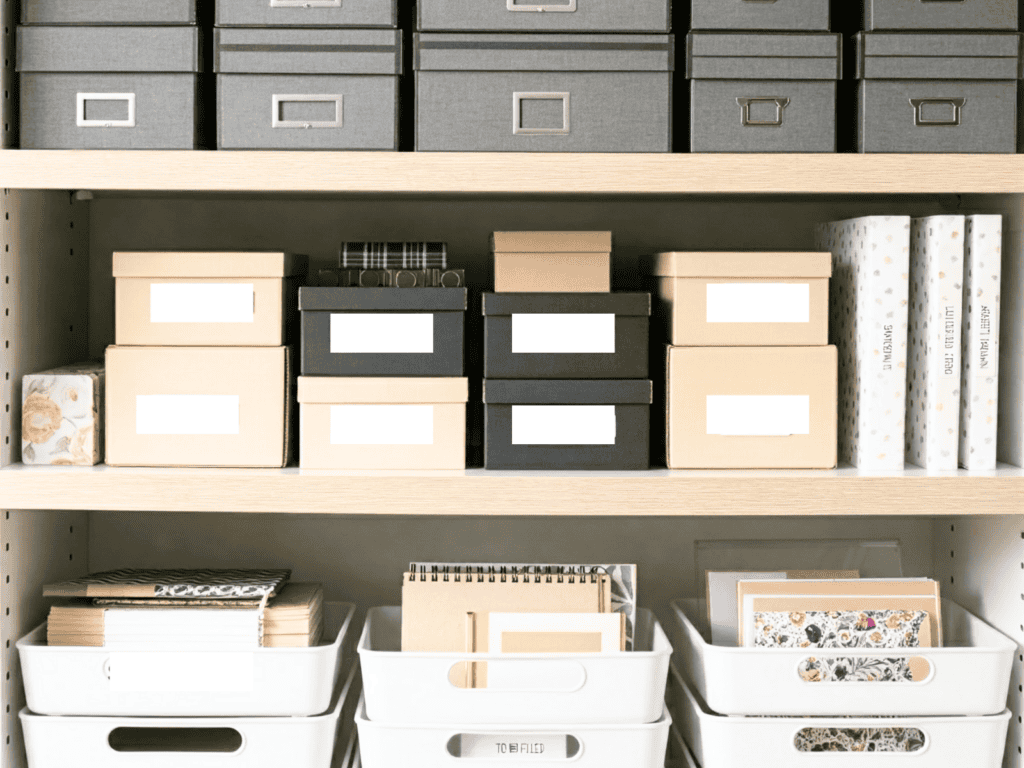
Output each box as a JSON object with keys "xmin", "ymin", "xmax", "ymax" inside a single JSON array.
[
  {"xmin": 299, "ymin": 287, "xmax": 467, "ymax": 377},
  {"xmin": 483, "ymin": 379, "xmax": 652, "ymax": 470},
  {"xmin": 855, "ymin": 32, "xmax": 1023, "ymax": 153},
  {"xmin": 417, "ymin": 0, "xmax": 669, "ymax": 33},
  {"xmin": 297, "ymin": 377, "xmax": 468, "ymax": 469},
  {"xmin": 691, "ymin": 0, "xmax": 829, "ymax": 31},
  {"xmin": 414, "ymin": 33, "xmax": 673, "ymax": 152},
  {"xmin": 17, "ymin": 26, "xmax": 201, "ymax": 149},
  {"xmin": 215, "ymin": 28, "xmax": 401, "ymax": 150},
  {"xmin": 687, "ymin": 32, "xmax": 842, "ymax": 153},
  {"xmin": 483, "ymin": 292, "xmax": 650, "ymax": 379},
  {"xmin": 216, "ymin": 0, "xmax": 395, "ymax": 28},
  {"xmin": 863, "ymin": 0, "xmax": 1017, "ymax": 31},
  {"xmin": 22, "ymin": 0, "xmax": 196, "ymax": 24}
]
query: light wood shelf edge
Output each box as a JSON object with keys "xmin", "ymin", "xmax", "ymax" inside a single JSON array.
[
  {"xmin": 2, "ymin": 152, "xmax": 1024, "ymax": 194},
  {"xmin": 3, "ymin": 464, "xmax": 1022, "ymax": 515}
]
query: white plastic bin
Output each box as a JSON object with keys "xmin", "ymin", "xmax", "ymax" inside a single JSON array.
[
  {"xmin": 358, "ymin": 606, "xmax": 671, "ymax": 724},
  {"xmin": 17, "ymin": 602, "xmax": 355, "ymax": 717},
  {"xmin": 667, "ymin": 598, "xmax": 1014, "ymax": 716},
  {"xmin": 355, "ymin": 695, "xmax": 672, "ymax": 768},
  {"xmin": 668, "ymin": 663, "xmax": 1010, "ymax": 768},
  {"xmin": 20, "ymin": 661, "xmax": 359, "ymax": 768}
]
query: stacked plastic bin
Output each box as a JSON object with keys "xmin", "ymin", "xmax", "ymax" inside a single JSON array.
[
  {"xmin": 15, "ymin": 604, "xmax": 359, "ymax": 768},
  {"xmin": 686, "ymin": 0, "xmax": 842, "ymax": 152},
  {"xmin": 855, "ymin": 0, "xmax": 1022, "ymax": 153},
  {"xmin": 213, "ymin": 0, "xmax": 401, "ymax": 150}
]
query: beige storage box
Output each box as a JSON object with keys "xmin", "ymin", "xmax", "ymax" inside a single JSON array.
[
  {"xmin": 492, "ymin": 231, "xmax": 612, "ymax": 293},
  {"xmin": 297, "ymin": 377, "xmax": 468, "ymax": 470},
  {"xmin": 114, "ymin": 251, "xmax": 306, "ymax": 346},
  {"xmin": 666, "ymin": 345, "xmax": 837, "ymax": 469},
  {"xmin": 653, "ymin": 252, "xmax": 830, "ymax": 346},
  {"xmin": 105, "ymin": 345, "xmax": 291, "ymax": 467}
]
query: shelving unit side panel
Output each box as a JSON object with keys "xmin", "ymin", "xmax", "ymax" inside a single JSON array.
[{"xmin": 999, "ymin": 197, "xmax": 1024, "ymax": 467}]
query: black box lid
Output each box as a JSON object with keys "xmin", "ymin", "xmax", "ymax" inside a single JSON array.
[
  {"xmin": 483, "ymin": 293, "xmax": 650, "ymax": 317},
  {"xmin": 484, "ymin": 379, "xmax": 653, "ymax": 405},
  {"xmin": 299, "ymin": 287, "xmax": 468, "ymax": 312}
]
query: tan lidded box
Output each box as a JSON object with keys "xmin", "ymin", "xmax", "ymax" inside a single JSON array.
[
  {"xmin": 492, "ymin": 231, "xmax": 611, "ymax": 293},
  {"xmin": 652, "ymin": 252, "xmax": 831, "ymax": 346},
  {"xmin": 114, "ymin": 252, "xmax": 306, "ymax": 346},
  {"xmin": 297, "ymin": 376, "xmax": 468, "ymax": 470},
  {"xmin": 666, "ymin": 346, "xmax": 837, "ymax": 469},
  {"xmin": 105, "ymin": 345, "xmax": 291, "ymax": 467}
]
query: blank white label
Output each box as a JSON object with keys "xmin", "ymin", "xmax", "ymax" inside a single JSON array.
[
  {"xmin": 512, "ymin": 314, "xmax": 615, "ymax": 354},
  {"xmin": 706, "ymin": 395, "xmax": 810, "ymax": 436},
  {"xmin": 706, "ymin": 283, "xmax": 810, "ymax": 323},
  {"xmin": 459, "ymin": 734, "xmax": 568, "ymax": 760},
  {"xmin": 136, "ymin": 395, "xmax": 240, "ymax": 435},
  {"xmin": 512, "ymin": 405, "xmax": 616, "ymax": 445},
  {"xmin": 330, "ymin": 405, "xmax": 434, "ymax": 445},
  {"xmin": 330, "ymin": 314, "xmax": 433, "ymax": 354},
  {"xmin": 150, "ymin": 283, "xmax": 255, "ymax": 324},
  {"xmin": 109, "ymin": 652, "xmax": 254, "ymax": 693}
]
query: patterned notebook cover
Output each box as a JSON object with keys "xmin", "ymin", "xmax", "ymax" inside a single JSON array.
[
  {"xmin": 753, "ymin": 609, "xmax": 928, "ymax": 649},
  {"xmin": 43, "ymin": 568, "xmax": 291, "ymax": 599}
]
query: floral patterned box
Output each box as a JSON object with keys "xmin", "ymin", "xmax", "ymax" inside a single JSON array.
[{"xmin": 22, "ymin": 362, "xmax": 103, "ymax": 466}]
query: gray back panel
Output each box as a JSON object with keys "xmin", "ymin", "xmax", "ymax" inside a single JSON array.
[
  {"xmin": 864, "ymin": 0, "xmax": 1017, "ymax": 30},
  {"xmin": 215, "ymin": 28, "xmax": 402, "ymax": 75},
  {"xmin": 418, "ymin": 0, "xmax": 669, "ymax": 33},
  {"xmin": 22, "ymin": 0, "xmax": 195, "ymax": 24},
  {"xmin": 215, "ymin": 0, "xmax": 395, "ymax": 28},
  {"xmin": 17, "ymin": 27, "xmax": 200, "ymax": 73},
  {"xmin": 692, "ymin": 0, "xmax": 829, "ymax": 31}
]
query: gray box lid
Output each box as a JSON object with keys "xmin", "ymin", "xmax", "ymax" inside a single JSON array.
[
  {"xmin": 299, "ymin": 287, "xmax": 467, "ymax": 312},
  {"xmin": 482, "ymin": 292, "xmax": 651, "ymax": 316},
  {"xmin": 687, "ymin": 32, "xmax": 841, "ymax": 80},
  {"xmin": 215, "ymin": 28, "xmax": 402, "ymax": 75},
  {"xmin": 415, "ymin": 33, "xmax": 673, "ymax": 72},
  {"xmin": 856, "ymin": 32, "xmax": 1023, "ymax": 80},
  {"xmin": 22, "ymin": 0, "xmax": 195, "ymax": 25},
  {"xmin": 484, "ymin": 379, "xmax": 653, "ymax": 404},
  {"xmin": 17, "ymin": 27, "xmax": 200, "ymax": 73}
]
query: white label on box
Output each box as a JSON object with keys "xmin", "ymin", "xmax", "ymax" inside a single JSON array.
[
  {"xmin": 330, "ymin": 405, "xmax": 434, "ymax": 445},
  {"xmin": 706, "ymin": 395, "xmax": 810, "ymax": 436},
  {"xmin": 488, "ymin": 612, "xmax": 622, "ymax": 653},
  {"xmin": 109, "ymin": 652, "xmax": 254, "ymax": 692},
  {"xmin": 459, "ymin": 734, "xmax": 568, "ymax": 760},
  {"xmin": 706, "ymin": 283, "xmax": 810, "ymax": 323},
  {"xmin": 330, "ymin": 313, "xmax": 433, "ymax": 354},
  {"xmin": 511, "ymin": 314, "xmax": 615, "ymax": 354},
  {"xmin": 511, "ymin": 405, "xmax": 616, "ymax": 445},
  {"xmin": 150, "ymin": 283, "xmax": 255, "ymax": 324},
  {"xmin": 136, "ymin": 395, "xmax": 240, "ymax": 435}
]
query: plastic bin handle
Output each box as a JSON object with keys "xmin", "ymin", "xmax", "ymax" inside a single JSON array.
[
  {"xmin": 447, "ymin": 660, "xmax": 587, "ymax": 692},
  {"xmin": 108, "ymin": 727, "xmax": 245, "ymax": 754},
  {"xmin": 793, "ymin": 726, "xmax": 926, "ymax": 753},
  {"xmin": 796, "ymin": 655, "xmax": 933, "ymax": 685},
  {"xmin": 446, "ymin": 734, "xmax": 582, "ymax": 760}
]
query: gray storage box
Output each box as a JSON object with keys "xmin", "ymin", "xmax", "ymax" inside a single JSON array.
[
  {"xmin": 483, "ymin": 293, "xmax": 650, "ymax": 379},
  {"xmin": 215, "ymin": 29, "xmax": 400, "ymax": 150},
  {"xmin": 855, "ymin": 32, "xmax": 1022, "ymax": 153},
  {"xmin": 216, "ymin": 0, "xmax": 395, "ymax": 28},
  {"xmin": 414, "ymin": 33, "xmax": 673, "ymax": 152},
  {"xmin": 299, "ymin": 287, "xmax": 466, "ymax": 377},
  {"xmin": 22, "ymin": 0, "xmax": 195, "ymax": 25},
  {"xmin": 418, "ymin": 0, "xmax": 668, "ymax": 33},
  {"xmin": 692, "ymin": 0, "xmax": 829, "ymax": 31},
  {"xmin": 864, "ymin": 0, "xmax": 1017, "ymax": 31},
  {"xmin": 687, "ymin": 32, "xmax": 841, "ymax": 153},
  {"xmin": 17, "ymin": 26, "xmax": 200, "ymax": 149},
  {"xmin": 483, "ymin": 379, "xmax": 652, "ymax": 470}
]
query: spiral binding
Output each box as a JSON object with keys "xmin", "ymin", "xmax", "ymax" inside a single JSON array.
[{"xmin": 408, "ymin": 564, "xmax": 603, "ymax": 584}]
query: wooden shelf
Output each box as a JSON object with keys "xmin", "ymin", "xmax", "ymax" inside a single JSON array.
[
  {"xmin": 3, "ymin": 462, "xmax": 1022, "ymax": 515},
  {"xmin": 2, "ymin": 152, "xmax": 1024, "ymax": 194}
]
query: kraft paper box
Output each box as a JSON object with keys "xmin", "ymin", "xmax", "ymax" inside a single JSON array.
[
  {"xmin": 22, "ymin": 362, "xmax": 104, "ymax": 466},
  {"xmin": 483, "ymin": 379, "xmax": 651, "ymax": 470},
  {"xmin": 114, "ymin": 252, "xmax": 307, "ymax": 347},
  {"xmin": 652, "ymin": 252, "xmax": 831, "ymax": 347},
  {"xmin": 492, "ymin": 232, "xmax": 612, "ymax": 293},
  {"xmin": 105, "ymin": 346, "xmax": 291, "ymax": 468},
  {"xmin": 297, "ymin": 376, "xmax": 467, "ymax": 470},
  {"xmin": 299, "ymin": 287, "xmax": 466, "ymax": 377},
  {"xmin": 483, "ymin": 292, "xmax": 650, "ymax": 379},
  {"xmin": 666, "ymin": 346, "xmax": 837, "ymax": 469}
]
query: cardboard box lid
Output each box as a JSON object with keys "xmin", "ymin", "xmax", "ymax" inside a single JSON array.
[
  {"xmin": 415, "ymin": 33, "xmax": 673, "ymax": 73},
  {"xmin": 856, "ymin": 32, "xmax": 1022, "ymax": 80},
  {"xmin": 686, "ymin": 31, "xmax": 842, "ymax": 81},
  {"xmin": 652, "ymin": 252, "xmax": 832, "ymax": 279},
  {"xmin": 483, "ymin": 292, "xmax": 650, "ymax": 316},
  {"xmin": 17, "ymin": 26, "xmax": 200, "ymax": 73},
  {"xmin": 23, "ymin": 0, "xmax": 196, "ymax": 25},
  {"xmin": 298, "ymin": 376, "xmax": 468, "ymax": 404},
  {"xmin": 484, "ymin": 379, "xmax": 652, "ymax": 405},
  {"xmin": 299, "ymin": 287, "xmax": 468, "ymax": 312},
  {"xmin": 214, "ymin": 28, "xmax": 402, "ymax": 75},
  {"xmin": 113, "ymin": 252, "xmax": 306, "ymax": 279},
  {"xmin": 491, "ymin": 232, "xmax": 612, "ymax": 253}
]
